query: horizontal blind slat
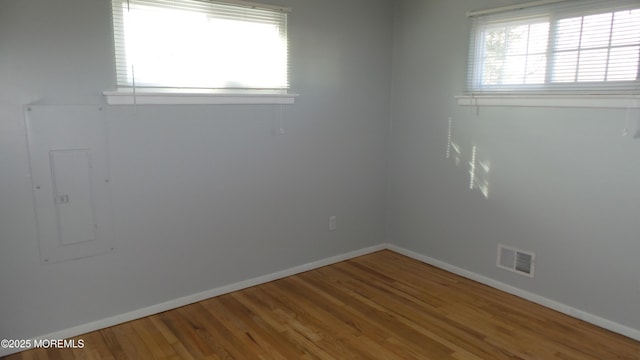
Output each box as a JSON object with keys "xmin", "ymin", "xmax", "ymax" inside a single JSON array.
[
  {"xmin": 467, "ymin": 0, "xmax": 640, "ymax": 94},
  {"xmin": 112, "ymin": 0, "xmax": 289, "ymax": 90}
]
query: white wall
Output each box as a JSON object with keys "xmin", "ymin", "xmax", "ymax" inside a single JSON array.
[
  {"xmin": 388, "ymin": 0, "xmax": 640, "ymax": 332},
  {"xmin": 0, "ymin": 0, "xmax": 394, "ymax": 341}
]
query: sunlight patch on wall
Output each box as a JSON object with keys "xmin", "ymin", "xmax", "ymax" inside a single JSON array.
[
  {"xmin": 447, "ymin": 117, "xmax": 491, "ymax": 199},
  {"xmin": 469, "ymin": 146, "xmax": 490, "ymax": 199},
  {"xmin": 446, "ymin": 117, "xmax": 463, "ymax": 167}
]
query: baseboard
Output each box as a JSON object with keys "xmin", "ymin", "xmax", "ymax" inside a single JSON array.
[
  {"xmin": 386, "ymin": 244, "xmax": 640, "ymax": 342},
  {"xmin": 4, "ymin": 242, "xmax": 637, "ymax": 357},
  {"xmin": 0, "ymin": 244, "xmax": 387, "ymax": 357}
]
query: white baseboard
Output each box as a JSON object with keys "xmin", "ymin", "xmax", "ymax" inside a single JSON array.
[
  {"xmin": 386, "ymin": 244, "xmax": 640, "ymax": 342},
  {"xmin": 0, "ymin": 244, "xmax": 387, "ymax": 357},
  {"xmin": 3, "ymin": 242, "xmax": 638, "ymax": 357}
]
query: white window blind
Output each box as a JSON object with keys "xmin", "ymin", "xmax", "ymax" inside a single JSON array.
[
  {"xmin": 111, "ymin": 0, "xmax": 290, "ymax": 92},
  {"xmin": 468, "ymin": 0, "xmax": 640, "ymax": 94}
]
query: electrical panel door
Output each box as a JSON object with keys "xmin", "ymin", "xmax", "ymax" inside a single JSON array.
[{"xmin": 25, "ymin": 105, "xmax": 114, "ymax": 263}]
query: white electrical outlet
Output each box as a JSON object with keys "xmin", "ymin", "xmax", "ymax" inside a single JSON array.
[{"xmin": 329, "ymin": 216, "xmax": 337, "ymax": 231}]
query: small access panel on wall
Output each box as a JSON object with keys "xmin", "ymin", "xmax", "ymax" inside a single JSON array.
[{"xmin": 25, "ymin": 105, "xmax": 114, "ymax": 263}]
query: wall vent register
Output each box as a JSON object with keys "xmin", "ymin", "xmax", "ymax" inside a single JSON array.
[{"xmin": 497, "ymin": 244, "xmax": 536, "ymax": 277}]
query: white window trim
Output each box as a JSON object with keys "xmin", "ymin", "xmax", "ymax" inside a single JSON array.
[
  {"xmin": 455, "ymin": 94, "xmax": 640, "ymax": 109},
  {"xmin": 103, "ymin": 91, "xmax": 298, "ymax": 105}
]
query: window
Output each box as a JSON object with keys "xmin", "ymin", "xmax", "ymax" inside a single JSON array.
[
  {"xmin": 110, "ymin": 0, "xmax": 290, "ymax": 96},
  {"xmin": 467, "ymin": 0, "xmax": 640, "ymax": 94}
]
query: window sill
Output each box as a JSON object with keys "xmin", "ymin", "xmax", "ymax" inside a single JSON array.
[
  {"xmin": 455, "ymin": 94, "xmax": 640, "ymax": 109},
  {"xmin": 103, "ymin": 90, "xmax": 298, "ymax": 105}
]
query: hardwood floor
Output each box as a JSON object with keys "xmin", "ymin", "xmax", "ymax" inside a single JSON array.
[{"xmin": 4, "ymin": 250, "xmax": 639, "ymax": 359}]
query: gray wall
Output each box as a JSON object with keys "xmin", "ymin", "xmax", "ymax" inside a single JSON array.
[
  {"xmin": 0, "ymin": 0, "xmax": 393, "ymax": 340},
  {"xmin": 389, "ymin": 0, "xmax": 640, "ymax": 331},
  {"xmin": 2, "ymin": 0, "xmax": 639, "ymax": 344}
]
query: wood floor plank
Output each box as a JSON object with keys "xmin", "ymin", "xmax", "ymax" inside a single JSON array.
[
  {"xmin": 4, "ymin": 250, "xmax": 639, "ymax": 359},
  {"xmin": 230, "ymin": 287, "xmax": 335, "ymax": 359},
  {"xmin": 303, "ymin": 264, "xmax": 499, "ymax": 359},
  {"xmin": 129, "ymin": 318, "xmax": 177, "ymax": 359},
  {"xmin": 99, "ymin": 327, "xmax": 128, "ymax": 360},
  {"xmin": 76, "ymin": 331, "xmax": 114, "ymax": 360},
  {"xmin": 178, "ymin": 302, "xmax": 251, "ymax": 359},
  {"xmin": 261, "ymin": 281, "xmax": 397, "ymax": 360},
  {"xmin": 203, "ymin": 293, "xmax": 303, "ymax": 359},
  {"xmin": 157, "ymin": 308, "xmax": 216, "ymax": 359},
  {"xmin": 146, "ymin": 315, "xmax": 194, "ymax": 360}
]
